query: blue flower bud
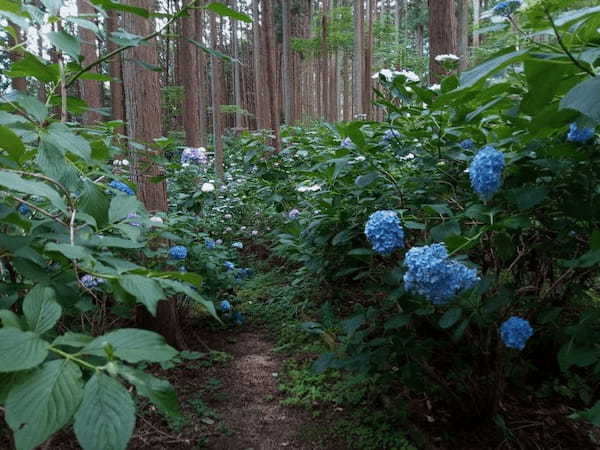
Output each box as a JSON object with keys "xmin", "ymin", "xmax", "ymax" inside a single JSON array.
[
  {"xmin": 219, "ymin": 300, "xmax": 232, "ymax": 312},
  {"xmin": 567, "ymin": 123, "xmax": 594, "ymax": 144},
  {"xmin": 500, "ymin": 316, "xmax": 533, "ymax": 350},
  {"xmin": 168, "ymin": 245, "xmax": 188, "ymax": 260}
]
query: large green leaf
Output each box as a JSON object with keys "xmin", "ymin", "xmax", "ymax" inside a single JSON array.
[
  {"xmin": 560, "ymin": 75, "xmax": 600, "ymax": 122},
  {"xmin": 205, "ymin": 2, "xmax": 252, "ymax": 22},
  {"xmin": 0, "ymin": 170, "xmax": 68, "ymax": 213},
  {"xmin": 118, "ymin": 274, "xmax": 165, "ymax": 315},
  {"xmin": 0, "ymin": 328, "xmax": 49, "ymax": 372},
  {"xmin": 74, "ymin": 373, "xmax": 135, "ymax": 450},
  {"xmin": 42, "ymin": 123, "xmax": 92, "ymax": 161},
  {"xmin": 459, "ymin": 48, "xmax": 529, "ymax": 89},
  {"xmin": 16, "ymin": 95, "xmax": 48, "ymax": 123},
  {"xmin": 117, "ymin": 365, "xmax": 181, "ymax": 418},
  {"xmin": 108, "ymin": 194, "xmax": 141, "ymax": 223},
  {"xmin": 79, "ymin": 180, "xmax": 110, "ymax": 227},
  {"xmin": 6, "ymin": 52, "xmax": 59, "ymax": 83},
  {"xmin": 0, "ymin": 125, "xmax": 25, "ymax": 162},
  {"xmin": 90, "ymin": 0, "xmax": 149, "ymax": 17},
  {"xmin": 6, "ymin": 360, "xmax": 83, "ymax": 450},
  {"xmin": 157, "ymin": 279, "xmax": 218, "ymax": 319},
  {"xmin": 438, "ymin": 307, "xmax": 463, "ymax": 329},
  {"xmin": 46, "ymin": 31, "xmax": 81, "ymax": 60},
  {"xmin": 23, "ymin": 285, "xmax": 61, "ymax": 335},
  {"xmin": 82, "ymin": 328, "xmax": 177, "ymax": 363}
]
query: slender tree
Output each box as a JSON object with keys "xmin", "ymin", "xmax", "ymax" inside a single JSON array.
[
  {"xmin": 77, "ymin": 0, "xmax": 103, "ymax": 123},
  {"xmin": 352, "ymin": 0, "xmax": 364, "ymax": 117},
  {"xmin": 428, "ymin": 0, "xmax": 458, "ymax": 82},
  {"xmin": 106, "ymin": 11, "xmax": 125, "ymax": 135},
  {"xmin": 180, "ymin": 4, "xmax": 201, "ymax": 146},
  {"xmin": 262, "ymin": 0, "xmax": 281, "ymax": 151},
  {"xmin": 457, "ymin": 0, "xmax": 470, "ymax": 70},
  {"xmin": 252, "ymin": 0, "xmax": 267, "ymax": 129},
  {"xmin": 210, "ymin": 10, "xmax": 224, "ymax": 179},
  {"xmin": 281, "ymin": 0, "xmax": 293, "ymax": 124},
  {"xmin": 472, "ymin": 0, "xmax": 480, "ymax": 49},
  {"xmin": 195, "ymin": 3, "xmax": 209, "ymax": 146},
  {"xmin": 8, "ymin": 23, "xmax": 26, "ymax": 92},
  {"xmin": 123, "ymin": 0, "xmax": 184, "ymax": 347}
]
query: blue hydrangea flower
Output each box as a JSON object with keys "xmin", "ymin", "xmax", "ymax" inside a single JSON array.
[
  {"xmin": 18, "ymin": 203, "xmax": 30, "ymax": 215},
  {"xmin": 341, "ymin": 137, "xmax": 356, "ymax": 150},
  {"xmin": 219, "ymin": 300, "xmax": 232, "ymax": 312},
  {"xmin": 232, "ymin": 311, "xmax": 245, "ymax": 325},
  {"xmin": 235, "ymin": 268, "xmax": 254, "ymax": 281},
  {"xmin": 205, "ymin": 238, "xmax": 216, "ymax": 249},
  {"xmin": 566, "ymin": 123, "xmax": 594, "ymax": 144},
  {"xmin": 500, "ymin": 316, "xmax": 533, "ymax": 350},
  {"xmin": 403, "ymin": 243, "xmax": 479, "ymax": 305},
  {"xmin": 288, "ymin": 208, "xmax": 300, "ymax": 219},
  {"xmin": 168, "ymin": 245, "xmax": 188, "ymax": 260},
  {"xmin": 493, "ymin": 0, "xmax": 521, "ymax": 16},
  {"xmin": 469, "ymin": 145, "xmax": 505, "ymax": 201},
  {"xmin": 108, "ymin": 180, "xmax": 135, "ymax": 196},
  {"xmin": 126, "ymin": 212, "xmax": 141, "ymax": 227},
  {"xmin": 364, "ymin": 210, "xmax": 405, "ymax": 255},
  {"xmin": 459, "ymin": 138, "xmax": 474, "ymax": 150},
  {"xmin": 224, "ymin": 261, "xmax": 235, "ymax": 270},
  {"xmin": 181, "ymin": 147, "xmax": 207, "ymax": 165},
  {"xmin": 80, "ymin": 274, "xmax": 105, "ymax": 289},
  {"xmin": 382, "ymin": 129, "xmax": 403, "ymax": 144},
  {"xmin": 232, "ymin": 242, "xmax": 244, "ymax": 249}
]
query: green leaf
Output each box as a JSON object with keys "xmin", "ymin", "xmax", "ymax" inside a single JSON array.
[
  {"xmin": 117, "ymin": 365, "xmax": 181, "ymax": 418},
  {"xmin": 42, "ymin": 123, "xmax": 92, "ymax": 161},
  {"xmin": 0, "ymin": 125, "xmax": 25, "ymax": 163},
  {"xmin": 0, "ymin": 170, "xmax": 67, "ymax": 213},
  {"xmin": 46, "ymin": 31, "xmax": 81, "ymax": 60},
  {"xmin": 6, "ymin": 360, "xmax": 83, "ymax": 450},
  {"xmin": 0, "ymin": 310, "xmax": 23, "ymax": 329},
  {"xmin": 79, "ymin": 181, "xmax": 110, "ymax": 227},
  {"xmin": 46, "ymin": 243, "xmax": 91, "ymax": 260},
  {"xmin": 53, "ymin": 332, "xmax": 94, "ymax": 348},
  {"xmin": 118, "ymin": 275, "xmax": 165, "ymax": 315},
  {"xmin": 90, "ymin": 0, "xmax": 149, "ymax": 16},
  {"xmin": 355, "ymin": 172, "xmax": 379, "ymax": 188},
  {"xmin": 0, "ymin": 328, "xmax": 49, "ymax": 372},
  {"xmin": 384, "ymin": 314, "xmax": 411, "ymax": 330},
  {"xmin": 74, "ymin": 373, "xmax": 135, "ymax": 450},
  {"xmin": 558, "ymin": 340, "xmax": 598, "ymax": 372},
  {"xmin": 82, "ymin": 328, "xmax": 177, "ymax": 363},
  {"xmin": 560, "ymin": 75, "xmax": 600, "ymax": 122},
  {"xmin": 17, "ymin": 95, "xmax": 48, "ymax": 122},
  {"xmin": 569, "ymin": 400, "xmax": 600, "ymax": 426},
  {"xmin": 459, "ymin": 48, "xmax": 529, "ymax": 89},
  {"xmin": 430, "ymin": 220, "xmax": 461, "ymax": 242},
  {"xmin": 23, "ymin": 285, "xmax": 61, "ymax": 335},
  {"xmin": 156, "ymin": 279, "xmax": 218, "ymax": 319},
  {"xmin": 439, "ymin": 307, "xmax": 462, "ymax": 329},
  {"xmin": 205, "ymin": 2, "xmax": 252, "ymax": 22},
  {"xmin": 109, "ymin": 195, "xmax": 141, "ymax": 224},
  {"xmin": 0, "ymin": 372, "xmax": 20, "ymax": 404},
  {"xmin": 6, "ymin": 52, "xmax": 59, "ymax": 83}
]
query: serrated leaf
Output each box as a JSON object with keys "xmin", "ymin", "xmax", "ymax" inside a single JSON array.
[
  {"xmin": 0, "ymin": 170, "xmax": 67, "ymax": 213},
  {"xmin": 205, "ymin": 2, "xmax": 252, "ymax": 22},
  {"xmin": 560, "ymin": 75, "xmax": 600, "ymax": 122},
  {"xmin": 45, "ymin": 243, "xmax": 91, "ymax": 260},
  {"xmin": 117, "ymin": 365, "xmax": 181, "ymax": 418},
  {"xmin": 558, "ymin": 340, "xmax": 598, "ymax": 372},
  {"xmin": 42, "ymin": 123, "xmax": 92, "ymax": 161},
  {"xmin": 23, "ymin": 285, "xmax": 61, "ymax": 335},
  {"xmin": 74, "ymin": 373, "xmax": 135, "ymax": 450},
  {"xmin": 0, "ymin": 125, "xmax": 25, "ymax": 162},
  {"xmin": 82, "ymin": 328, "xmax": 177, "ymax": 363},
  {"xmin": 109, "ymin": 195, "xmax": 141, "ymax": 224},
  {"xmin": 439, "ymin": 307, "xmax": 462, "ymax": 329},
  {"xmin": 0, "ymin": 328, "xmax": 49, "ymax": 372},
  {"xmin": 118, "ymin": 275, "xmax": 164, "ymax": 315},
  {"xmin": 46, "ymin": 31, "xmax": 81, "ymax": 60},
  {"xmin": 6, "ymin": 360, "xmax": 83, "ymax": 450}
]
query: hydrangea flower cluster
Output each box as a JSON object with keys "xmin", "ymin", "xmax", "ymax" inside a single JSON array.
[
  {"xmin": 168, "ymin": 245, "xmax": 188, "ymax": 260},
  {"xmin": 219, "ymin": 300, "xmax": 232, "ymax": 312},
  {"xmin": 18, "ymin": 203, "xmax": 30, "ymax": 215},
  {"xmin": 341, "ymin": 137, "xmax": 356, "ymax": 150},
  {"xmin": 403, "ymin": 243, "xmax": 479, "ymax": 305},
  {"xmin": 371, "ymin": 69, "xmax": 401, "ymax": 82},
  {"xmin": 201, "ymin": 182, "xmax": 215, "ymax": 192},
  {"xmin": 232, "ymin": 242, "xmax": 243, "ymax": 249},
  {"xmin": 126, "ymin": 212, "xmax": 140, "ymax": 227},
  {"xmin": 80, "ymin": 274, "xmax": 105, "ymax": 289},
  {"xmin": 500, "ymin": 316, "xmax": 533, "ymax": 350},
  {"xmin": 205, "ymin": 238, "xmax": 216, "ymax": 249},
  {"xmin": 459, "ymin": 138, "xmax": 475, "ymax": 150},
  {"xmin": 382, "ymin": 129, "xmax": 403, "ymax": 144},
  {"xmin": 434, "ymin": 54, "xmax": 459, "ymax": 63},
  {"xmin": 469, "ymin": 146, "xmax": 505, "ymax": 201},
  {"xmin": 566, "ymin": 123, "xmax": 594, "ymax": 144},
  {"xmin": 493, "ymin": 0, "xmax": 522, "ymax": 16},
  {"xmin": 364, "ymin": 210, "xmax": 405, "ymax": 255},
  {"xmin": 181, "ymin": 147, "xmax": 208, "ymax": 165},
  {"xmin": 224, "ymin": 261, "xmax": 235, "ymax": 270},
  {"xmin": 288, "ymin": 208, "xmax": 300, "ymax": 219},
  {"xmin": 149, "ymin": 216, "xmax": 163, "ymax": 225},
  {"xmin": 108, "ymin": 180, "xmax": 135, "ymax": 196}
]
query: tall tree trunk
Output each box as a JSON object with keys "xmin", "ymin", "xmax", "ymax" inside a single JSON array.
[
  {"xmin": 321, "ymin": 0, "xmax": 329, "ymax": 121},
  {"xmin": 352, "ymin": 0, "xmax": 364, "ymax": 117},
  {"xmin": 181, "ymin": 6, "xmax": 201, "ymax": 146},
  {"xmin": 107, "ymin": 11, "xmax": 125, "ymax": 135},
  {"xmin": 262, "ymin": 0, "xmax": 281, "ymax": 151},
  {"xmin": 342, "ymin": 50, "xmax": 351, "ymax": 121},
  {"xmin": 457, "ymin": 0, "xmax": 470, "ymax": 70},
  {"xmin": 8, "ymin": 23, "xmax": 26, "ymax": 92},
  {"xmin": 362, "ymin": 0, "xmax": 374, "ymax": 117},
  {"xmin": 281, "ymin": 0, "xmax": 293, "ymax": 124},
  {"xmin": 231, "ymin": 4, "xmax": 243, "ymax": 129},
  {"xmin": 77, "ymin": 0, "xmax": 103, "ymax": 123},
  {"xmin": 416, "ymin": 23, "xmax": 424, "ymax": 57},
  {"xmin": 210, "ymin": 11, "xmax": 224, "ymax": 179},
  {"xmin": 428, "ymin": 0, "xmax": 458, "ymax": 82},
  {"xmin": 123, "ymin": 0, "xmax": 184, "ymax": 349},
  {"xmin": 472, "ymin": 0, "xmax": 480, "ymax": 48},
  {"xmin": 195, "ymin": 4, "xmax": 209, "ymax": 146},
  {"xmin": 252, "ymin": 0, "xmax": 266, "ymax": 129}
]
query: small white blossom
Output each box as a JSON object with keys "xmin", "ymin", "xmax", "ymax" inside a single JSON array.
[
  {"xmin": 372, "ymin": 69, "xmax": 400, "ymax": 82},
  {"xmin": 149, "ymin": 216, "xmax": 163, "ymax": 224},
  {"xmin": 355, "ymin": 156, "xmax": 366, "ymax": 162},
  {"xmin": 434, "ymin": 54, "xmax": 460, "ymax": 63},
  {"xmin": 430, "ymin": 84, "xmax": 441, "ymax": 91},
  {"xmin": 399, "ymin": 153, "xmax": 416, "ymax": 161},
  {"xmin": 240, "ymin": 226, "xmax": 247, "ymax": 231},
  {"xmin": 225, "ymin": 227, "xmax": 232, "ymax": 232},
  {"xmin": 216, "ymin": 239, "xmax": 223, "ymax": 245},
  {"xmin": 201, "ymin": 182, "xmax": 215, "ymax": 192},
  {"xmin": 251, "ymin": 230, "xmax": 258, "ymax": 236},
  {"xmin": 398, "ymin": 70, "xmax": 420, "ymax": 82},
  {"xmin": 224, "ymin": 214, "xmax": 232, "ymax": 220}
]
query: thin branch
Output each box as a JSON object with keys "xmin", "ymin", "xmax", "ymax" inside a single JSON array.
[{"xmin": 7, "ymin": 194, "xmax": 68, "ymax": 226}]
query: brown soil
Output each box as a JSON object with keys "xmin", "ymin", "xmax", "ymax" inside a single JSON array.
[{"xmin": 0, "ymin": 324, "xmax": 344, "ymax": 450}]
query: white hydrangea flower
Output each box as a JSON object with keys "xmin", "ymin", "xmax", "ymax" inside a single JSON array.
[
  {"xmin": 251, "ymin": 230, "xmax": 258, "ymax": 236},
  {"xmin": 355, "ymin": 156, "xmax": 366, "ymax": 162},
  {"xmin": 430, "ymin": 84, "xmax": 441, "ymax": 91},
  {"xmin": 240, "ymin": 226, "xmax": 247, "ymax": 231},
  {"xmin": 398, "ymin": 70, "xmax": 420, "ymax": 82},
  {"xmin": 434, "ymin": 54, "xmax": 459, "ymax": 63},
  {"xmin": 372, "ymin": 69, "xmax": 400, "ymax": 82},
  {"xmin": 216, "ymin": 239, "xmax": 223, "ymax": 245},
  {"xmin": 399, "ymin": 153, "xmax": 416, "ymax": 161},
  {"xmin": 225, "ymin": 227, "xmax": 232, "ymax": 232},
  {"xmin": 201, "ymin": 182, "xmax": 215, "ymax": 192},
  {"xmin": 149, "ymin": 216, "xmax": 163, "ymax": 224},
  {"xmin": 224, "ymin": 214, "xmax": 232, "ymax": 219}
]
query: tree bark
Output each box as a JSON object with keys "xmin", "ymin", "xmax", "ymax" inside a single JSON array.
[
  {"xmin": 281, "ymin": 0, "xmax": 293, "ymax": 124},
  {"xmin": 106, "ymin": 11, "xmax": 125, "ymax": 135},
  {"xmin": 181, "ymin": 5, "xmax": 201, "ymax": 146},
  {"xmin": 428, "ymin": 0, "xmax": 458, "ymax": 82},
  {"xmin": 457, "ymin": 0, "xmax": 470, "ymax": 70},
  {"xmin": 231, "ymin": 2, "xmax": 243, "ymax": 129},
  {"xmin": 8, "ymin": 23, "xmax": 26, "ymax": 92},
  {"xmin": 252, "ymin": 0, "xmax": 267, "ymax": 129},
  {"xmin": 472, "ymin": 0, "xmax": 480, "ymax": 48},
  {"xmin": 210, "ymin": 11, "xmax": 224, "ymax": 179},
  {"xmin": 262, "ymin": 0, "xmax": 281, "ymax": 151},
  {"xmin": 123, "ymin": 0, "xmax": 185, "ymax": 348},
  {"xmin": 352, "ymin": 0, "xmax": 364, "ymax": 117},
  {"xmin": 195, "ymin": 4, "xmax": 209, "ymax": 146},
  {"xmin": 77, "ymin": 0, "xmax": 103, "ymax": 123}
]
